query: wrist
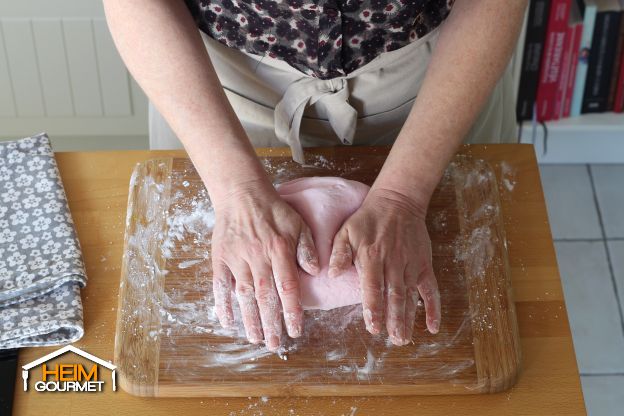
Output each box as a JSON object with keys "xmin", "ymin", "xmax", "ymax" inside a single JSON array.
[
  {"xmin": 370, "ymin": 167, "xmax": 435, "ymax": 217},
  {"xmin": 210, "ymin": 176, "xmax": 278, "ymax": 212},
  {"xmin": 372, "ymin": 136, "xmax": 453, "ymax": 214},
  {"xmin": 186, "ymin": 140, "xmax": 276, "ymax": 209},
  {"xmin": 365, "ymin": 186, "xmax": 429, "ymax": 220}
]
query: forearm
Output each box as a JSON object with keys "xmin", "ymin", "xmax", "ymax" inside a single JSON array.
[
  {"xmin": 103, "ymin": 0, "xmax": 273, "ymax": 205},
  {"xmin": 372, "ymin": 0, "xmax": 527, "ymax": 212}
]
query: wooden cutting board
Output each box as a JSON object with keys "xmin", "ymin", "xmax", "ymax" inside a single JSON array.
[{"xmin": 114, "ymin": 150, "xmax": 520, "ymax": 397}]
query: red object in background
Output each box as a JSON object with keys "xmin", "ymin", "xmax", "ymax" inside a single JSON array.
[
  {"xmin": 536, "ymin": 0, "xmax": 572, "ymax": 121},
  {"xmin": 555, "ymin": 25, "xmax": 574, "ymax": 119}
]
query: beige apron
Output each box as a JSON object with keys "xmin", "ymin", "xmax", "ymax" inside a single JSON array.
[{"xmin": 149, "ymin": 24, "xmax": 517, "ymax": 160}]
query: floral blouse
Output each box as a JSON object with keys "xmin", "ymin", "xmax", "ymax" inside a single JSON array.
[{"xmin": 185, "ymin": 0, "xmax": 454, "ymax": 79}]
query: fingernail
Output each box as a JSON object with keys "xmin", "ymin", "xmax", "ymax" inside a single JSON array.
[
  {"xmin": 404, "ymin": 328, "xmax": 414, "ymax": 345},
  {"xmin": 299, "ymin": 248, "xmax": 319, "ymax": 274},
  {"xmin": 363, "ymin": 308, "xmax": 373, "ymax": 332},
  {"xmin": 284, "ymin": 311, "xmax": 301, "ymax": 338},
  {"xmin": 389, "ymin": 335, "xmax": 408, "ymax": 346},
  {"xmin": 429, "ymin": 319, "xmax": 440, "ymax": 334},
  {"xmin": 246, "ymin": 328, "xmax": 262, "ymax": 344},
  {"xmin": 286, "ymin": 319, "xmax": 302, "ymax": 338},
  {"xmin": 308, "ymin": 255, "xmax": 319, "ymax": 269},
  {"xmin": 396, "ymin": 324, "xmax": 405, "ymax": 342},
  {"xmin": 267, "ymin": 335, "xmax": 280, "ymax": 350},
  {"xmin": 372, "ymin": 319, "xmax": 382, "ymax": 334},
  {"xmin": 388, "ymin": 324, "xmax": 405, "ymax": 345},
  {"xmin": 366, "ymin": 320, "xmax": 380, "ymax": 335}
]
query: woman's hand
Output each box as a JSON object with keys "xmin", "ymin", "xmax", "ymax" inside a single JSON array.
[
  {"xmin": 211, "ymin": 181, "xmax": 319, "ymax": 351},
  {"xmin": 328, "ymin": 187, "xmax": 441, "ymax": 346}
]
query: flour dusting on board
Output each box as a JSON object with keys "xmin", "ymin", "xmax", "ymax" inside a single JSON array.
[
  {"xmin": 500, "ymin": 161, "xmax": 517, "ymax": 192},
  {"xmin": 117, "ymin": 155, "xmax": 512, "ymax": 395},
  {"xmin": 452, "ymin": 160, "xmax": 502, "ymax": 281}
]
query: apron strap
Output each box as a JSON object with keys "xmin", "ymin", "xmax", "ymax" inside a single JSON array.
[{"xmin": 274, "ymin": 77, "xmax": 357, "ymax": 164}]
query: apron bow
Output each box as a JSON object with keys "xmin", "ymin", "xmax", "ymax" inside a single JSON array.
[{"xmin": 274, "ymin": 77, "xmax": 357, "ymax": 164}]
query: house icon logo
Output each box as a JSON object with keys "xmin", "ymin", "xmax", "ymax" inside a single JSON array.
[{"xmin": 22, "ymin": 345, "xmax": 117, "ymax": 392}]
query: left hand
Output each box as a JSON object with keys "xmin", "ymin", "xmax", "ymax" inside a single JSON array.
[{"xmin": 328, "ymin": 187, "xmax": 441, "ymax": 346}]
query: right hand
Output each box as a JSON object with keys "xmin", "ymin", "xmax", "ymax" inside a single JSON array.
[{"xmin": 211, "ymin": 181, "xmax": 320, "ymax": 351}]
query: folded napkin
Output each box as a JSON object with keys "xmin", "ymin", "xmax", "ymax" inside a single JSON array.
[{"xmin": 0, "ymin": 133, "xmax": 87, "ymax": 349}]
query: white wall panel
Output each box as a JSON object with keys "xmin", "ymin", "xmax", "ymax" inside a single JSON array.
[
  {"xmin": 0, "ymin": 1, "xmax": 147, "ymax": 147},
  {"xmin": 62, "ymin": 18, "xmax": 103, "ymax": 117},
  {"xmin": 93, "ymin": 19, "xmax": 131, "ymax": 117},
  {"xmin": 1, "ymin": 19, "xmax": 45, "ymax": 117},
  {"xmin": 0, "ymin": 25, "xmax": 16, "ymax": 117},
  {"xmin": 32, "ymin": 18, "xmax": 74, "ymax": 117}
]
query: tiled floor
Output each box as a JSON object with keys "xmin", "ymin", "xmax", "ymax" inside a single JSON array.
[{"xmin": 540, "ymin": 164, "xmax": 624, "ymax": 416}]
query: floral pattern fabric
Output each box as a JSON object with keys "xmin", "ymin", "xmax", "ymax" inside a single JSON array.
[
  {"xmin": 0, "ymin": 133, "xmax": 86, "ymax": 349},
  {"xmin": 185, "ymin": 0, "xmax": 454, "ymax": 79}
]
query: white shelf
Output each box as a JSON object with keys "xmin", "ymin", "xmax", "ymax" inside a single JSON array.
[{"xmin": 519, "ymin": 113, "xmax": 624, "ymax": 164}]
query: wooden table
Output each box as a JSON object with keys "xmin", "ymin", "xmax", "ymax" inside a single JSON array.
[{"xmin": 12, "ymin": 145, "xmax": 586, "ymax": 415}]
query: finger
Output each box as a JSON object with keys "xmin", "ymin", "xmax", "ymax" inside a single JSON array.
[
  {"xmin": 297, "ymin": 223, "xmax": 320, "ymax": 275},
  {"xmin": 355, "ymin": 247, "xmax": 384, "ymax": 335},
  {"xmin": 404, "ymin": 287, "xmax": 419, "ymax": 344},
  {"xmin": 328, "ymin": 227, "xmax": 353, "ymax": 278},
  {"xmin": 272, "ymin": 248, "xmax": 304, "ymax": 338},
  {"xmin": 404, "ymin": 262, "xmax": 421, "ymax": 343},
  {"xmin": 384, "ymin": 263, "xmax": 407, "ymax": 346},
  {"xmin": 417, "ymin": 263, "xmax": 441, "ymax": 334},
  {"xmin": 251, "ymin": 261, "xmax": 283, "ymax": 351},
  {"xmin": 232, "ymin": 263, "xmax": 263, "ymax": 344},
  {"xmin": 212, "ymin": 260, "xmax": 234, "ymax": 328}
]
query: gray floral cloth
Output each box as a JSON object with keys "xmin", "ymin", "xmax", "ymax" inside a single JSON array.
[{"xmin": 0, "ymin": 133, "xmax": 87, "ymax": 349}]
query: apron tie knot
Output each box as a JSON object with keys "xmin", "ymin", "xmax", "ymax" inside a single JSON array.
[{"xmin": 274, "ymin": 77, "xmax": 357, "ymax": 164}]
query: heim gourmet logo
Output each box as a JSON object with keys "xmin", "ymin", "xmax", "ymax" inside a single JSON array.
[{"xmin": 22, "ymin": 345, "xmax": 116, "ymax": 392}]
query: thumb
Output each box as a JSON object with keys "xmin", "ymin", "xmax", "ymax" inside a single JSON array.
[
  {"xmin": 328, "ymin": 227, "xmax": 353, "ymax": 278},
  {"xmin": 297, "ymin": 222, "xmax": 320, "ymax": 275}
]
